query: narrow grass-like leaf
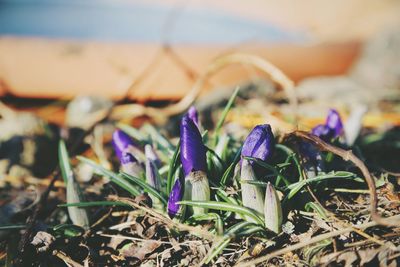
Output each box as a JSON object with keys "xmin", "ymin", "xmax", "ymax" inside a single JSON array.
[
  {"xmin": 178, "ymin": 200, "xmax": 264, "ymax": 225},
  {"xmin": 60, "ymin": 141, "xmax": 89, "ymax": 229},
  {"xmin": 188, "ymin": 213, "xmax": 224, "ymax": 235},
  {"xmin": 204, "ymin": 221, "xmax": 256, "ymax": 264},
  {"xmin": 212, "ymin": 87, "xmax": 240, "ymax": 146},
  {"xmin": 286, "ymin": 171, "xmax": 356, "ymax": 199},
  {"xmin": 0, "ymin": 224, "xmax": 26, "ymax": 230},
  {"xmin": 244, "ymin": 156, "xmax": 290, "ymax": 186},
  {"xmin": 117, "ymin": 123, "xmax": 147, "ymax": 145},
  {"xmin": 120, "ymin": 172, "xmax": 167, "ymax": 206},
  {"xmin": 166, "ymin": 141, "xmax": 180, "ymax": 194},
  {"xmin": 305, "ymin": 202, "xmax": 329, "ymax": 220},
  {"xmin": 220, "ymin": 148, "xmax": 241, "ymax": 186},
  {"xmin": 59, "ymin": 140, "xmax": 73, "ymax": 184},
  {"xmin": 276, "ymin": 144, "xmax": 304, "ymax": 181},
  {"xmin": 142, "ymin": 124, "xmax": 174, "ymax": 152},
  {"xmin": 78, "ymin": 156, "xmax": 140, "ymax": 196},
  {"xmin": 59, "ymin": 201, "xmax": 130, "ymax": 208}
]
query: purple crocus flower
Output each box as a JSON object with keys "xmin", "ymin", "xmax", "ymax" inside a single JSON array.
[
  {"xmin": 311, "ymin": 109, "xmax": 344, "ymax": 141},
  {"xmin": 326, "ymin": 109, "xmax": 344, "ymax": 137},
  {"xmin": 112, "ymin": 130, "xmax": 136, "ymax": 161},
  {"xmin": 241, "ymin": 124, "xmax": 275, "ymax": 163},
  {"xmin": 180, "ymin": 115, "xmax": 207, "ymax": 177},
  {"xmin": 302, "ymin": 109, "xmax": 344, "ymax": 176},
  {"xmin": 240, "ymin": 124, "xmax": 275, "ymax": 220},
  {"xmin": 167, "ymin": 177, "xmax": 184, "ymax": 218}
]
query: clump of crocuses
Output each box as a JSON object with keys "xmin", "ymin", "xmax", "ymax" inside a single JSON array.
[{"xmin": 240, "ymin": 124, "xmax": 282, "ymax": 233}]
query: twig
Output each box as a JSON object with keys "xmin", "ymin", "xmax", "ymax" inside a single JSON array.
[
  {"xmin": 236, "ymin": 214, "xmax": 400, "ymax": 267},
  {"xmin": 285, "ymin": 131, "xmax": 400, "ymax": 227}
]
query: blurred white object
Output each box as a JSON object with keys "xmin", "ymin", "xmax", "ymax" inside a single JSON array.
[{"xmin": 344, "ymin": 104, "xmax": 368, "ymax": 146}]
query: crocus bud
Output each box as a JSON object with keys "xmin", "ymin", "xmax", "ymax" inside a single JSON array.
[
  {"xmin": 180, "ymin": 115, "xmax": 210, "ymax": 215},
  {"xmin": 168, "ymin": 177, "xmax": 184, "ymax": 218},
  {"xmin": 112, "ymin": 130, "xmax": 136, "ymax": 161},
  {"xmin": 241, "ymin": 124, "xmax": 275, "ymax": 164},
  {"xmin": 240, "ymin": 124, "xmax": 275, "ymax": 221},
  {"xmin": 187, "ymin": 106, "xmax": 200, "ymax": 128},
  {"xmin": 264, "ymin": 183, "xmax": 282, "ymax": 234},
  {"xmin": 121, "ymin": 152, "xmax": 143, "ymax": 178},
  {"xmin": 180, "ymin": 115, "xmax": 207, "ymax": 176},
  {"xmin": 326, "ymin": 109, "xmax": 343, "ymax": 137}
]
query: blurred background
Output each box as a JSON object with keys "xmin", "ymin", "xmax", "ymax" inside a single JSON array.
[{"xmin": 0, "ymin": 0, "xmax": 399, "ymax": 125}]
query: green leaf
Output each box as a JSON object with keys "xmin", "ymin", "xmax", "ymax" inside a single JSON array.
[
  {"xmin": 166, "ymin": 141, "xmax": 180, "ymax": 194},
  {"xmin": 59, "ymin": 140, "xmax": 73, "ymax": 184},
  {"xmin": 244, "ymin": 156, "xmax": 290, "ymax": 186},
  {"xmin": 178, "ymin": 200, "xmax": 264, "ymax": 225},
  {"xmin": 117, "ymin": 123, "xmax": 147, "ymax": 145},
  {"xmin": 286, "ymin": 171, "xmax": 356, "ymax": 199},
  {"xmin": 120, "ymin": 172, "xmax": 167, "ymax": 206},
  {"xmin": 58, "ymin": 201, "xmax": 130, "ymax": 208},
  {"xmin": 0, "ymin": 224, "xmax": 26, "ymax": 230},
  {"xmin": 212, "ymin": 87, "xmax": 240, "ymax": 146},
  {"xmin": 204, "ymin": 221, "xmax": 260, "ymax": 264},
  {"xmin": 53, "ymin": 224, "xmax": 85, "ymax": 237},
  {"xmin": 78, "ymin": 156, "xmax": 140, "ymax": 196},
  {"xmin": 220, "ymin": 148, "xmax": 241, "ymax": 186},
  {"xmin": 188, "ymin": 213, "xmax": 224, "ymax": 235}
]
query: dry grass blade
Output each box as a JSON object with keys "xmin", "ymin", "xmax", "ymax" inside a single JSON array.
[
  {"xmin": 236, "ymin": 214, "xmax": 400, "ymax": 267},
  {"xmin": 285, "ymin": 131, "xmax": 400, "ymax": 227},
  {"xmin": 108, "ymin": 196, "xmax": 216, "ymax": 241}
]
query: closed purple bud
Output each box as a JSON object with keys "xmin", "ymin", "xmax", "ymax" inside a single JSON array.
[
  {"xmin": 325, "ymin": 109, "xmax": 343, "ymax": 137},
  {"xmin": 180, "ymin": 115, "xmax": 207, "ymax": 176},
  {"xmin": 112, "ymin": 130, "xmax": 136, "ymax": 161},
  {"xmin": 168, "ymin": 178, "xmax": 184, "ymax": 218},
  {"xmin": 188, "ymin": 106, "xmax": 199, "ymax": 128},
  {"xmin": 241, "ymin": 124, "xmax": 275, "ymax": 163}
]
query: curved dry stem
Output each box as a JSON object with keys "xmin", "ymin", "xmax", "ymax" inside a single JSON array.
[
  {"xmin": 285, "ymin": 131, "xmax": 400, "ymax": 227},
  {"xmin": 111, "ymin": 53, "xmax": 297, "ymax": 121}
]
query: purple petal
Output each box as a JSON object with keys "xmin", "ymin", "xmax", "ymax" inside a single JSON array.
[
  {"xmin": 241, "ymin": 124, "xmax": 275, "ymax": 162},
  {"xmin": 180, "ymin": 115, "xmax": 207, "ymax": 176},
  {"xmin": 326, "ymin": 109, "xmax": 344, "ymax": 137},
  {"xmin": 121, "ymin": 152, "xmax": 138, "ymax": 165},
  {"xmin": 167, "ymin": 178, "xmax": 184, "ymax": 218},
  {"xmin": 187, "ymin": 106, "xmax": 199, "ymax": 128},
  {"xmin": 112, "ymin": 130, "xmax": 136, "ymax": 161},
  {"xmin": 311, "ymin": 124, "xmax": 334, "ymax": 142}
]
